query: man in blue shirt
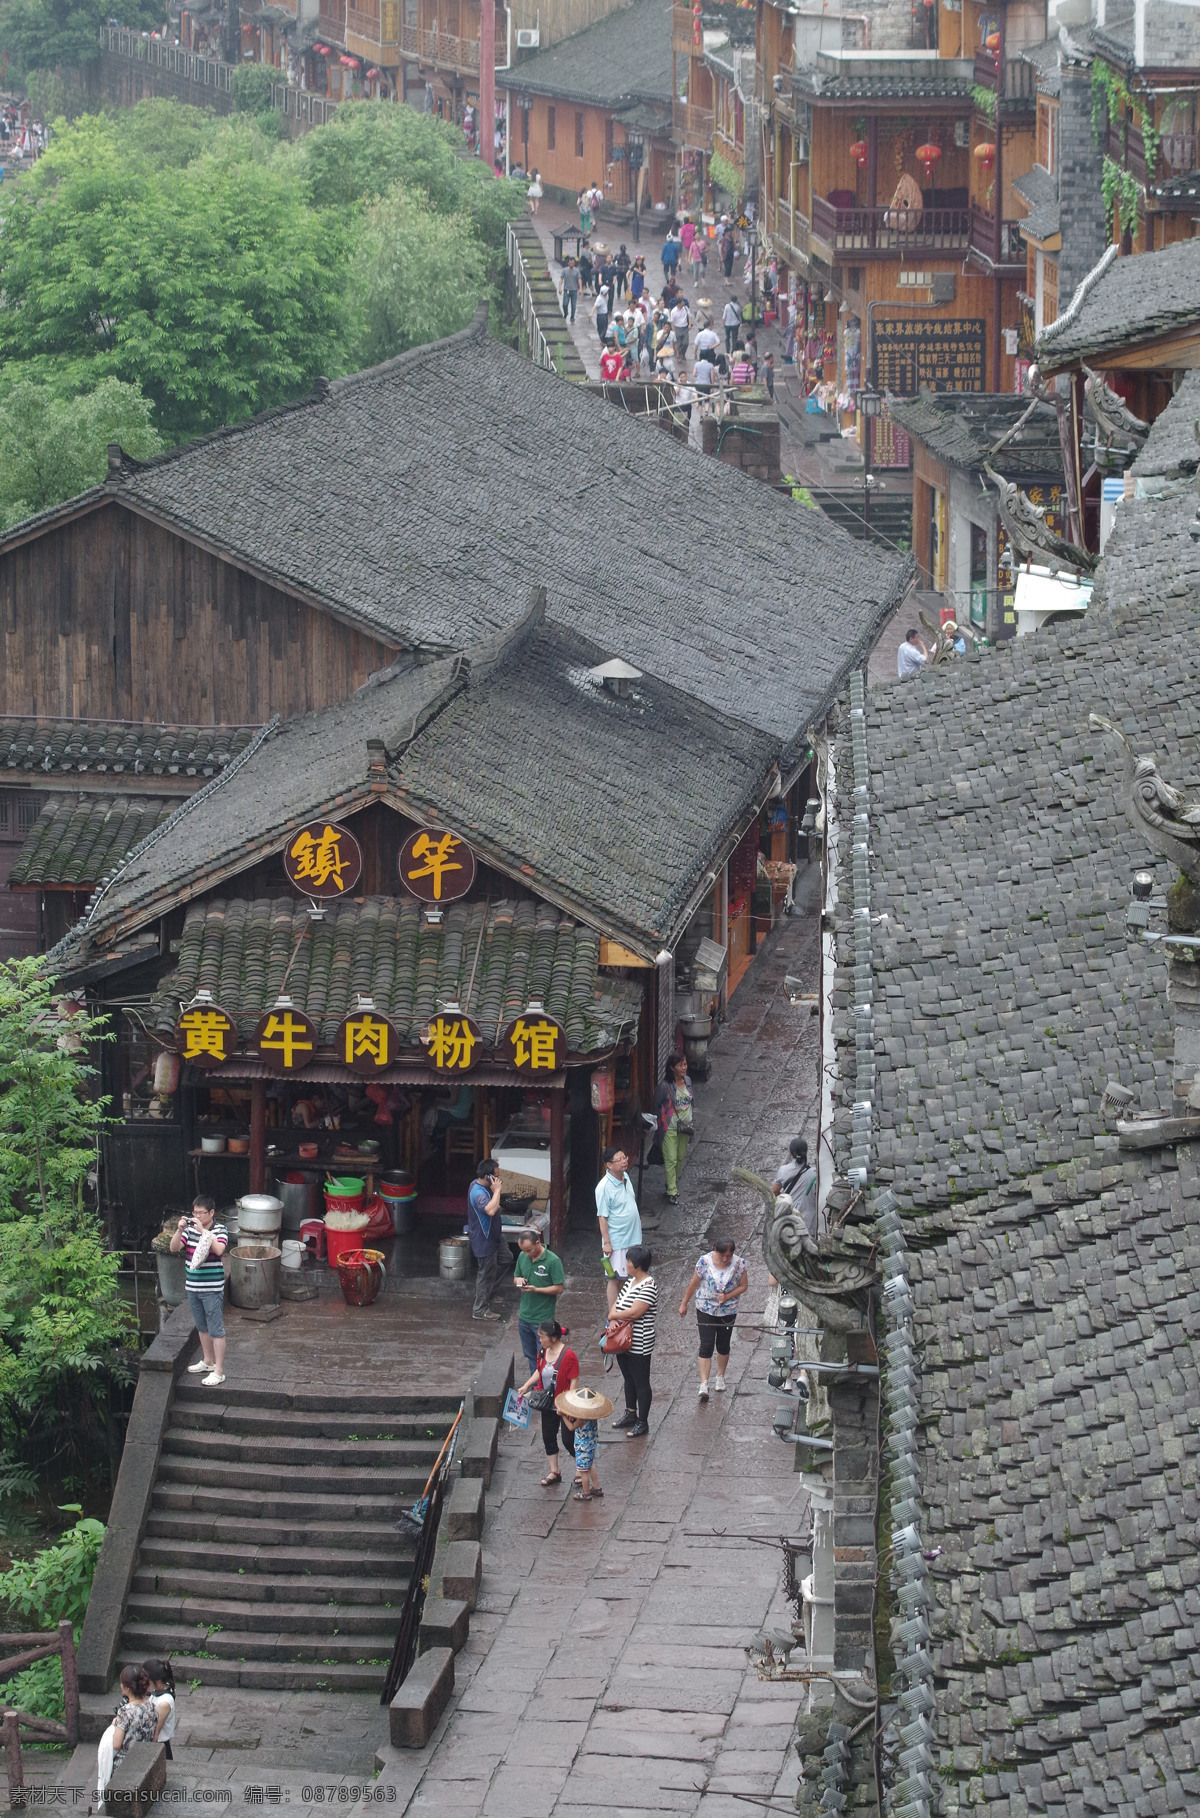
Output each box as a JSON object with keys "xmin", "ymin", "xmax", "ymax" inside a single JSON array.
[
  {"xmin": 596, "ymin": 1145, "xmax": 642, "ymax": 1311},
  {"xmin": 468, "ymin": 1159, "xmax": 504, "ymax": 1319}
]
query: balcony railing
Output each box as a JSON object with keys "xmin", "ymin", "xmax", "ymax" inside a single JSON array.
[
  {"xmin": 1105, "ymin": 116, "xmax": 1148, "ymax": 185},
  {"xmin": 968, "ymin": 205, "xmax": 1023, "ymax": 265},
  {"xmin": 390, "ymin": 22, "xmax": 479, "ymax": 68},
  {"xmin": 810, "ymin": 194, "xmax": 969, "ymax": 256},
  {"xmin": 672, "ymin": 1, "xmax": 698, "ymax": 55},
  {"xmin": 972, "ymin": 49, "xmax": 1036, "ymax": 104},
  {"xmin": 673, "ymin": 99, "xmax": 714, "ymax": 147}
]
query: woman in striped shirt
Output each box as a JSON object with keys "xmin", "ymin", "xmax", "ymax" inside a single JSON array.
[{"xmin": 609, "ymin": 1245, "xmax": 657, "ymax": 1437}]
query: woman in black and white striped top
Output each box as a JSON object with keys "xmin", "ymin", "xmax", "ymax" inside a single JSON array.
[{"xmin": 610, "ymin": 1246, "xmax": 657, "ymax": 1437}]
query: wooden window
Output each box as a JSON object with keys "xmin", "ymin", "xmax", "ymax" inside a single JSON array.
[
  {"xmin": 547, "ymin": 105, "xmax": 556, "ymax": 150},
  {"xmin": 576, "ymin": 111, "xmax": 585, "ymax": 157}
]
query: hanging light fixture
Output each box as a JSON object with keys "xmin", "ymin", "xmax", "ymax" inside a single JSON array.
[
  {"xmin": 850, "ymin": 140, "xmax": 868, "ymax": 168},
  {"xmin": 974, "ymin": 141, "xmax": 996, "ymax": 171}
]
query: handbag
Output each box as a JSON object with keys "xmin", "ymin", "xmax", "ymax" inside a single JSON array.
[
  {"xmin": 600, "ymin": 1318, "xmax": 632, "ymax": 1355},
  {"xmin": 527, "ymin": 1387, "xmax": 554, "ymax": 1410}
]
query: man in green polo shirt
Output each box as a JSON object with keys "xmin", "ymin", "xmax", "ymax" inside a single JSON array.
[{"xmin": 512, "ymin": 1228, "xmax": 565, "ymax": 1375}]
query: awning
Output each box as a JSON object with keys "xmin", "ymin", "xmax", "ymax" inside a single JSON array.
[
  {"xmin": 151, "ymin": 894, "xmax": 642, "ymax": 1058},
  {"xmin": 11, "ymin": 794, "xmax": 175, "ymax": 890}
]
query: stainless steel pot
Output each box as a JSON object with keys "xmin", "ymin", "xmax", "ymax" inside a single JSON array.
[
  {"xmin": 236, "ymin": 1194, "xmax": 284, "ymax": 1234},
  {"xmin": 273, "ymin": 1176, "xmax": 320, "ymax": 1232}
]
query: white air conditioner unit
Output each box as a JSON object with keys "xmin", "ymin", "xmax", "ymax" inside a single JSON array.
[{"xmin": 516, "ymin": 27, "xmax": 539, "ymax": 46}]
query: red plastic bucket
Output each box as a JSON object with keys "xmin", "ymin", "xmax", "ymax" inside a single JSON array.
[
  {"xmin": 325, "ymin": 1222, "xmax": 370, "ymax": 1267},
  {"xmin": 324, "ymin": 1174, "xmax": 365, "ymax": 1215}
]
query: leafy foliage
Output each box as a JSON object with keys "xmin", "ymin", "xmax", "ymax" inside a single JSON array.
[
  {"xmin": 352, "ymin": 187, "xmax": 492, "ymax": 366},
  {"xmin": 1101, "ymin": 154, "xmax": 1142, "ymax": 237},
  {"xmin": 0, "ymin": 0, "xmax": 161, "ymax": 76},
  {"xmin": 0, "ymin": 1513, "xmax": 107, "ymax": 1720},
  {"xmin": 970, "ymin": 83, "xmax": 997, "ymax": 123},
  {"xmin": 0, "ymin": 377, "xmax": 162, "ymax": 530},
  {"xmin": 0, "ymin": 961, "xmax": 111, "ymax": 1226},
  {"xmin": 1091, "ymin": 61, "xmax": 1159, "ymax": 174},
  {"xmin": 708, "ymin": 149, "xmax": 744, "ymax": 197},
  {"xmin": 230, "ymin": 63, "xmax": 275, "ymax": 114},
  {"xmin": 0, "ymin": 109, "xmax": 352, "ymax": 440}
]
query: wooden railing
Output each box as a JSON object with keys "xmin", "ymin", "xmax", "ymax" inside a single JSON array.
[
  {"xmin": 0, "ymin": 1623, "xmax": 79, "ymax": 1809},
  {"xmin": 969, "ymin": 205, "xmax": 1023, "ymax": 265},
  {"xmin": 672, "ymin": 0, "xmax": 698, "ymax": 54},
  {"xmin": 811, "ymin": 194, "xmax": 969, "ymax": 255},
  {"xmin": 673, "ymin": 99, "xmax": 715, "ymax": 147},
  {"xmin": 506, "ymin": 222, "xmax": 554, "ymax": 374},
  {"xmin": 972, "ymin": 49, "xmax": 1036, "ymax": 102},
  {"xmin": 1161, "ymin": 130, "xmax": 1199, "ymax": 174}
]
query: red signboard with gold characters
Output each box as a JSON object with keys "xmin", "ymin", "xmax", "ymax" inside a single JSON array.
[
  {"xmin": 399, "ymin": 828, "xmax": 476, "ymax": 903},
  {"xmin": 175, "ymin": 1000, "xmax": 238, "ymax": 1069},
  {"xmin": 252, "ymin": 1004, "xmax": 318, "ymax": 1075},
  {"xmin": 424, "ymin": 1013, "xmax": 483, "ymax": 1072},
  {"xmin": 504, "ymin": 1013, "xmax": 566, "ymax": 1073},
  {"xmin": 336, "ymin": 1007, "xmax": 399, "ymax": 1075},
  {"xmin": 283, "ymin": 822, "xmax": 363, "ymax": 900}
]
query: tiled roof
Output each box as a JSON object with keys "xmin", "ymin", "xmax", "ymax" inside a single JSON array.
[
  {"xmin": 1130, "ymin": 368, "xmax": 1200, "ymax": 479},
  {"xmin": 65, "ymin": 655, "xmax": 463, "ymax": 948},
  {"xmin": 1094, "ymin": 379, "xmax": 1200, "ymax": 603},
  {"xmin": 1013, "ymin": 160, "xmax": 1060, "ymax": 241},
  {"xmin": 0, "ymin": 718, "xmax": 260, "ymax": 780},
  {"xmin": 1020, "ymin": 34, "xmax": 1061, "ymax": 94},
  {"xmin": 830, "ymin": 471, "xmax": 1200, "ymax": 1815},
  {"xmin": 28, "ymin": 313, "xmax": 907, "ymax": 749},
  {"xmin": 1153, "ymin": 168, "xmax": 1200, "ymax": 205},
  {"xmin": 1092, "ymin": 0, "xmax": 1200, "ymax": 70},
  {"xmin": 10, "ymin": 795, "xmax": 175, "ymax": 888},
  {"xmin": 395, "ymin": 620, "xmax": 782, "ymax": 947},
  {"xmin": 149, "ymin": 895, "xmax": 641, "ymax": 1058},
  {"xmin": 499, "ymin": 0, "xmax": 672, "ymax": 106},
  {"xmin": 797, "ymin": 70, "xmax": 972, "ymax": 99},
  {"xmin": 884, "ymin": 390, "xmax": 1067, "ymax": 478},
  {"xmin": 1036, "ymin": 238, "xmax": 1200, "ymax": 369}
]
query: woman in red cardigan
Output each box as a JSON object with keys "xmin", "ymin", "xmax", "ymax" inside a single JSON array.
[{"xmin": 517, "ymin": 1320, "xmax": 580, "ymax": 1487}]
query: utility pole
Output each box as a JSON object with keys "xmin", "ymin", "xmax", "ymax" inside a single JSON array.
[{"xmin": 479, "ymin": 0, "xmax": 495, "ymax": 168}]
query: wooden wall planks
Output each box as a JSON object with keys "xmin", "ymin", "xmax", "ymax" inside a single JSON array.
[{"xmin": 0, "ymin": 502, "xmax": 397, "ymax": 724}]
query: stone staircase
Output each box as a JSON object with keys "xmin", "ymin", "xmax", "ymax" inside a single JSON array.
[
  {"xmin": 507, "ymin": 215, "xmax": 589, "ymax": 381},
  {"xmin": 118, "ymin": 1383, "xmax": 460, "ymax": 1693}
]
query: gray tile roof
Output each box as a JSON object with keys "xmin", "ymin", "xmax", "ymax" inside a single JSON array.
[
  {"xmin": 885, "ymin": 390, "xmax": 1067, "ymax": 480},
  {"xmin": 395, "ymin": 619, "xmax": 782, "ymax": 947},
  {"xmin": 64, "ymin": 656, "xmax": 462, "ymax": 950},
  {"xmin": 1153, "ymin": 168, "xmax": 1200, "ymax": 205},
  {"xmin": 1020, "ymin": 34, "xmax": 1061, "ymax": 94},
  {"xmin": 148, "ymin": 894, "xmax": 641, "ymax": 1058},
  {"xmin": 0, "ymin": 717, "xmax": 260, "ymax": 781},
  {"xmin": 1130, "ymin": 369, "xmax": 1200, "ymax": 479},
  {"xmin": 1093, "ymin": 0, "xmax": 1200, "ymax": 69},
  {"xmin": 1093, "ymin": 383, "xmax": 1200, "ymax": 603},
  {"xmin": 1013, "ymin": 160, "xmax": 1060, "ymax": 241},
  {"xmin": 11, "ymin": 794, "xmax": 175, "ymax": 888},
  {"xmin": 1036, "ymin": 237, "xmax": 1200, "ymax": 369},
  {"xmin": 796, "ymin": 69, "xmax": 973, "ymax": 99},
  {"xmin": 50, "ymin": 313, "xmax": 907, "ymax": 757},
  {"xmin": 830, "ymin": 475, "xmax": 1200, "ymax": 1814},
  {"xmin": 498, "ymin": 0, "xmax": 672, "ymax": 107}
]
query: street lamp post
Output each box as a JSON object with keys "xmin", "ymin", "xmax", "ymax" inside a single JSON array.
[
  {"xmin": 627, "ymin": 131, "xmax": 645, "ymax": 244},
  {"xmin": 855, "ymin": 387, "xmax": 883, "ymax": 538}
]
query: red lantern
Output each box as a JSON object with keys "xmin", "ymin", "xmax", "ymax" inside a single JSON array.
[
  {"xmin": 850, "ymin": 140, "xmax": 868, "ymax": 167},
  {"xmin": 974, "ymin": 141, "xmax": 996, "ymax": 170},
  {"xmin": 915, "ymin": 142, "xmax": 941, "ymax": 181},
  {"xmin": 985, "ymin": 29, "xmax": 1000, "ymax": 49}
]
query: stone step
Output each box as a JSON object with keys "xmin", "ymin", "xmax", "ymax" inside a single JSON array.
[
  {"xmin": 170, "ymin": 1404, "xmax": 449, "ymax": 1443},
  {"xmin": 151, "ymin": 1482, "xmax": 408, "ymax": 1521},
  {"xmin": 132, "ymin": 1559, "xmax": 412, "ymax": 1602},
  {"xmin": 145, "ymin": 1511, "xmax": 416, "ymax": 1550},
  {"xmin": 120, "ymin": 1622, "xmax": 394, "ymax": 1665},
  {"xmin": 158, "ymin": 1451, "xmax": 429, "ymax": 1496},
  {"xmin": 115, "ymin": 1651, "xmax": 386, "ymax": 1693},
  {"xmin": 161, "ymin": 1426, "xmax": 439, "ymax": 1472},
  {"xmin": 125, "ymin": 1592, "xmax": 399, "ymax": 1635},
  {"xmin": 171, "ymin": 1383, "xmax": 461, "ymax": 1417}
]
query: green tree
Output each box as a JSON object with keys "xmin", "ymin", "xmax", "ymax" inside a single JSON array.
[
  {"xmin": 0, "ymin": 961, "xmax": 110, "ymax": 1226},
  {"xmin": 0, "ymin": 113, "xmax": 351, "ymax": 438},
  {"xmin": 0, "ymin": 377, "xmax": 163, "ymax": 530},
  {"xmin": 230, "ymin": 61, "xmax": 275, "ymax": 114},
  {"xmin": 351, "ymin": 187, "xmax": 492, "ymax": 367},
  {"xmin": 0, "ymin": 0, "xmax": 162, "ymax": 76},
  {"xmin": 0, "ymin": 1513, "xmax": 107, "ymax": 1720}
]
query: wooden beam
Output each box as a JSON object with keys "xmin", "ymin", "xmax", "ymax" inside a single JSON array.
[
  {"xmin": 549, "ymin": 1086, "xmax": 565, "ymax": 1251},
  {"xmin": 249, "ymin": 1079, "xmax": 267, "ymax": 1193}
]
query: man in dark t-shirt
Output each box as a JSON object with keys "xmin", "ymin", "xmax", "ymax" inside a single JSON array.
[{"xmin": 468, "ymin": 1159, "xmax": 504, "ymax": 1320}]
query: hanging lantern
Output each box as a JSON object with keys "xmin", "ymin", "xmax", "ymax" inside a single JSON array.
[
  {"xmin": 915, "ymin": 142, "xmax": 942, "ymax": 181},
  {"xmin": 693, "ymin": 0, "xmax": 702, "ymax": 45},
  {"xmin": 974, "ymin": 141, "xmax": 996, "ymax": 170},
  {"xmin": 850, "ymin": 140, "xmax": 868, "ymax": 167},
  {"xmin": 985, "ymin": 29, "xmax": 1000, "ymax": 49}
]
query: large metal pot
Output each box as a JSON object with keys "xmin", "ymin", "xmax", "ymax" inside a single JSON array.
[
  {"xmin": 236, "ymin": 1193, "xmax": 284, "ymax": 1235},
  {"xmin": 229, "ymin": 1242, "xmax": 281, "ymax": 1309},
  {"xmin": 273, "ymin": 1175, "xmax": 320, "ymax": 1232}
]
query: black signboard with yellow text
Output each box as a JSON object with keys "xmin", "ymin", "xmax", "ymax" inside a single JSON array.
[{"xmin": 873, "ymin": 319, "xmax": 985, "ymax": 396}]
